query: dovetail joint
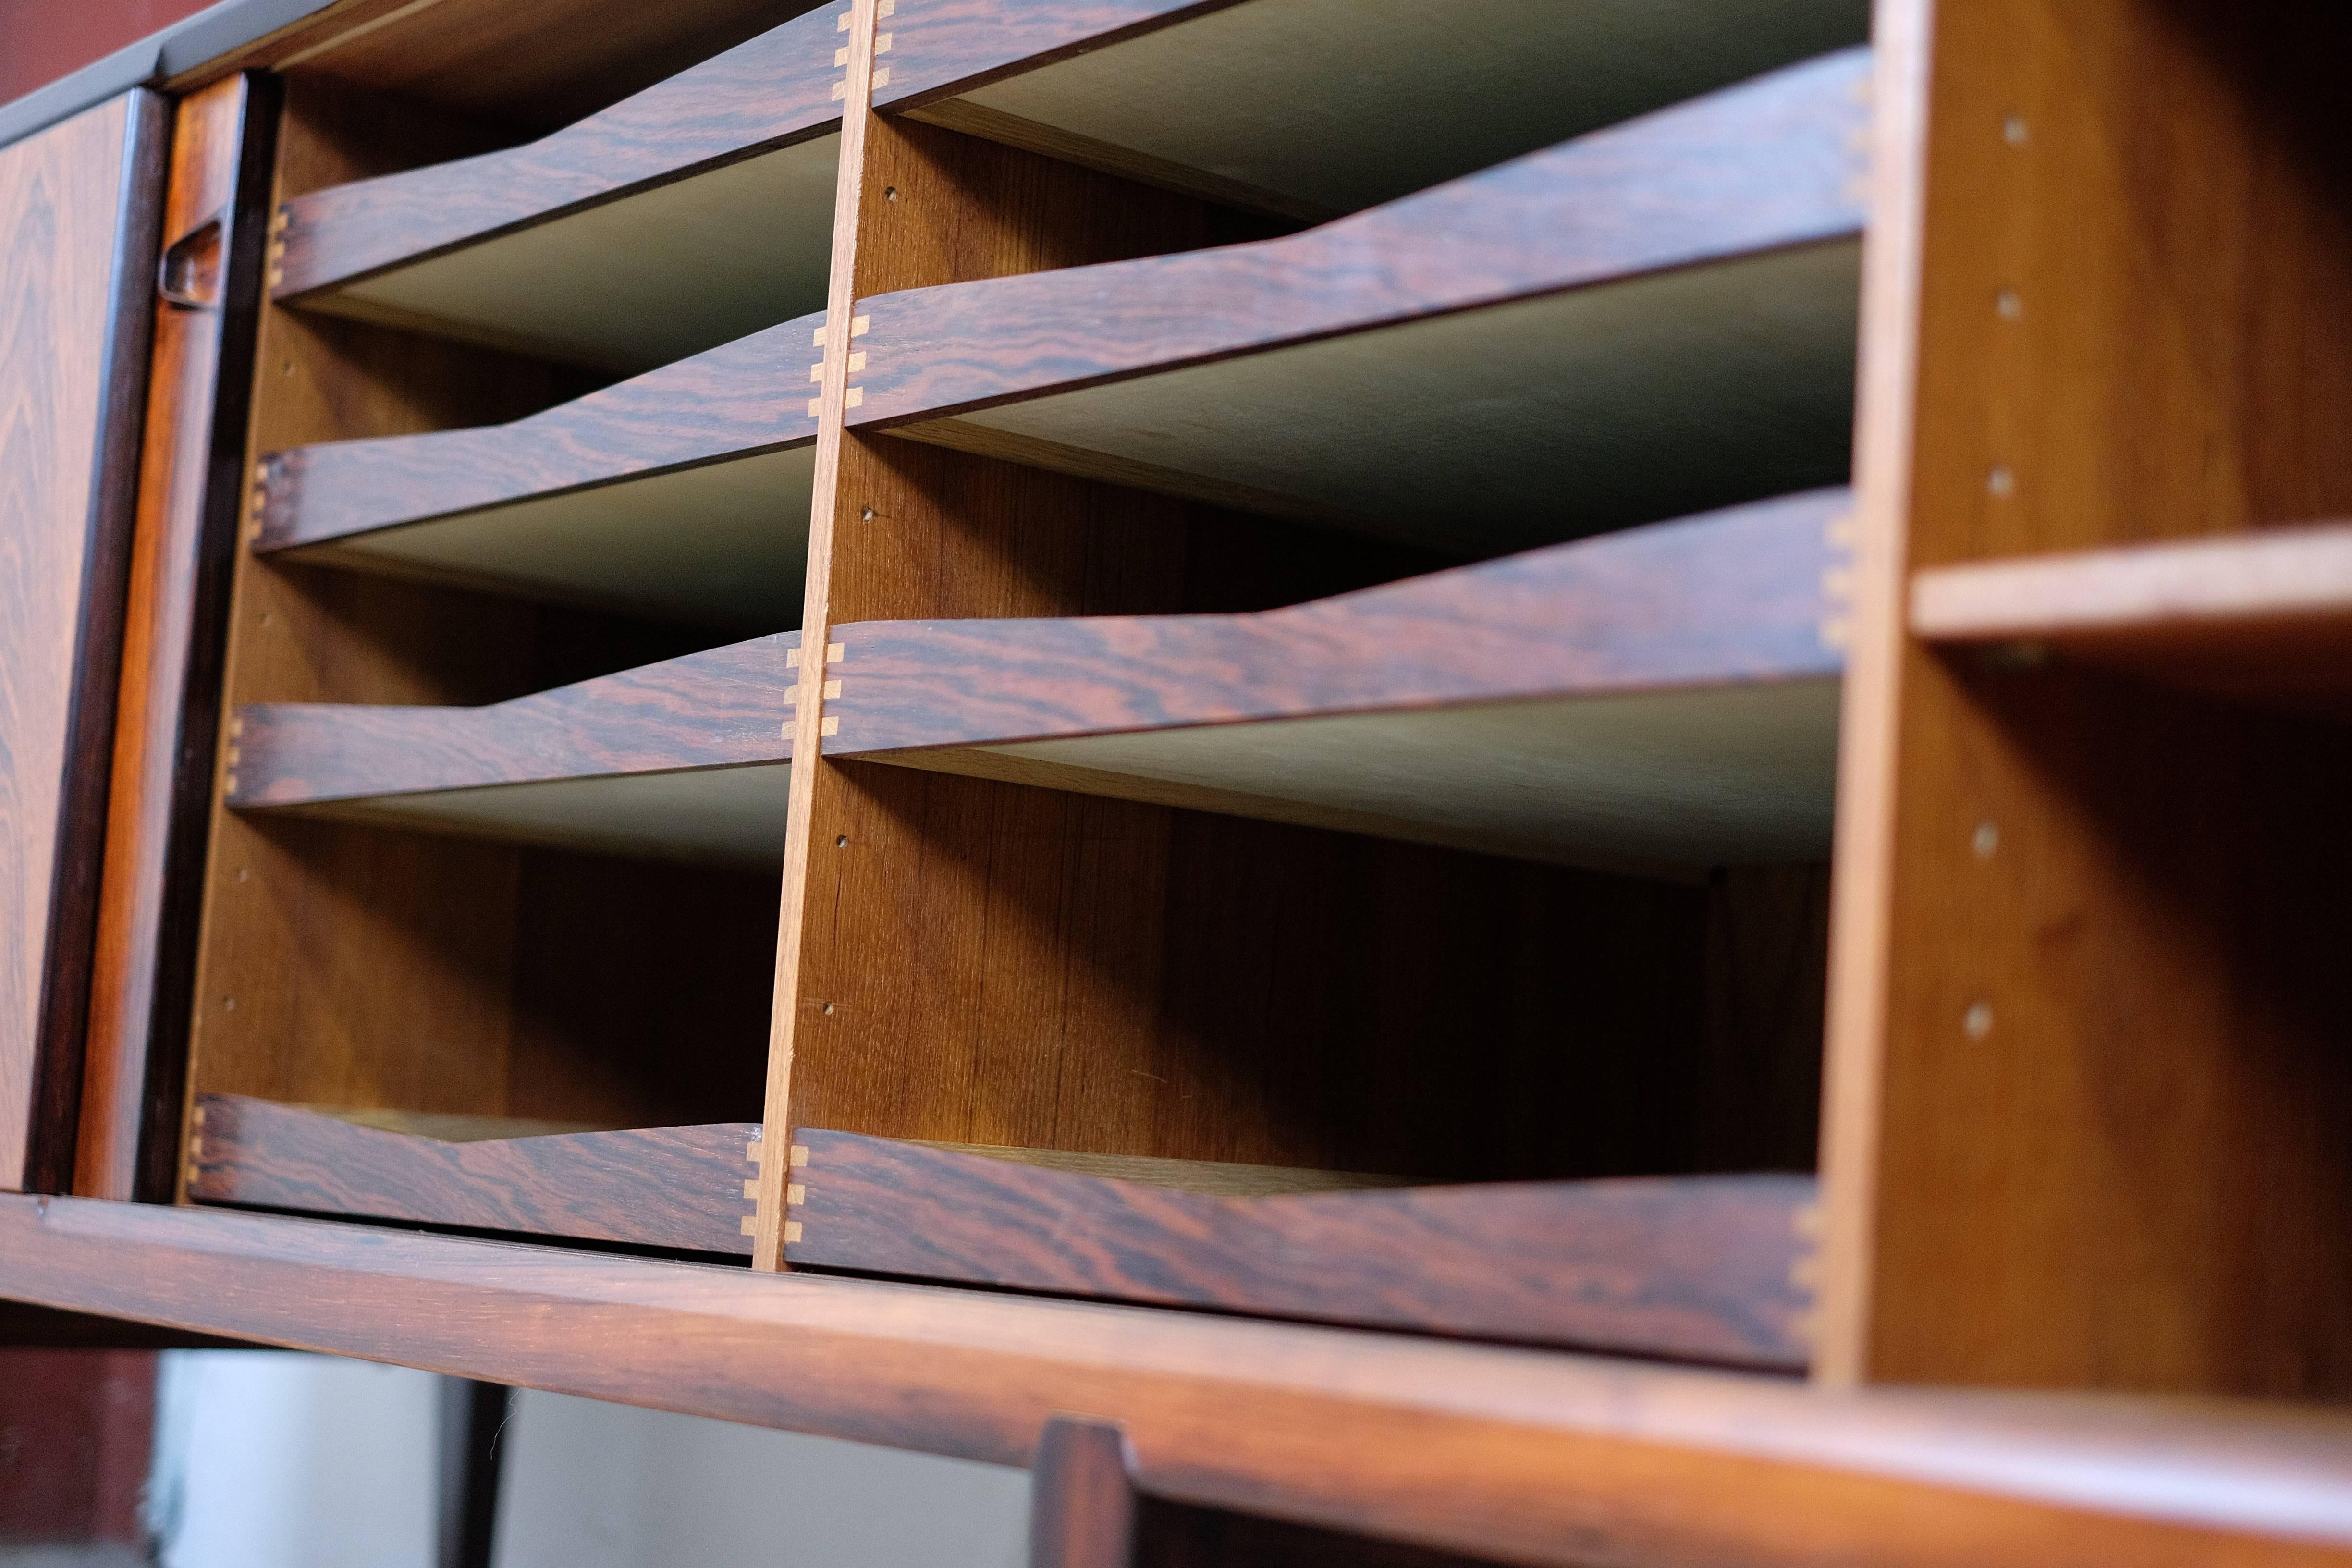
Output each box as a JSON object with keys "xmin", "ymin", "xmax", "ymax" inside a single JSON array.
[
  {"xmin": 782, "ymin": 1221, "xmax": 803, "ymax": 1244},
  {"xmin": 790, "ymin": 1144, "xmax": 810, "ymax": 1168},
  {"xmin": 786, "ymin": 1183, "xmax": 805, "ymax": 1206},
  {"xmin": 740, "ymin": 1215, "xmax": 758, "ymax": 1237}
]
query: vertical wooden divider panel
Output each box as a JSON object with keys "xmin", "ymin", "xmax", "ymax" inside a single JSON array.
[
  {"xmin": 1820, "ymin": 0, "xmax": 2352, "ymax": 1395},
  {"xmin": 754, "ymin": 0, "xmax": 881, "ymax": 1270},
  {"xmin": 79, "ymin": 75, "xmax": 277, "ymax": 1203},
  {"xmin": 752, "ymin": 26, "xmax": 1250, "ymax": 1263},
  {"xmin": 0, "ymin": 91, "xmax": 168, "ymax": 1194}
]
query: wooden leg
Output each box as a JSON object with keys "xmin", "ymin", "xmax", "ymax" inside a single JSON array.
[
  {"xmin": 436, "ymin": 1377, "xmax": 511, "ymax": 1568},
  {"xmin": 1031, "ymin": 1417, "xmax": 1139, "ymax": 1568}
]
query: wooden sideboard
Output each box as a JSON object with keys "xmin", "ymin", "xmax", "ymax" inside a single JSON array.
[{"xmin": 3, "ymin": 0, "xmax": 2350, "ymax": 1562}]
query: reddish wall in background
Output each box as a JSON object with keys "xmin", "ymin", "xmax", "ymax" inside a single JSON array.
[
  {"xmin": 0, "ymin": 1350, "xmax": 157, "ymax": 1543},
  {"xmin": 0, "ymin": 0, "xmax": 221, "ymax": 106}
]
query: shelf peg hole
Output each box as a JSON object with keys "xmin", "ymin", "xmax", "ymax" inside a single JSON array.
[
  {"xmin": 1996, "ymin": 289, "xmax": 2022, "ymax": 320},
  {"xmin": 1964, "ymin": 1001, "xmax": 1993, "ymax": 1039},
  {"xmin": 835, "ymin": 835, "xmax": 849, "ymax": 848},
  {"xmin": 2003, "ymin": 114, "xmax": 2029, "ymax": 146},
  {"xmin": 1987, "ymin": 465, "xmax": 2016, "ymax": 499},
  {"xmin": 860, "ymin": 506, "xmax": 874, "ymax": 521},
  {"xmin": 884, "ymin": 185, "xmax": 899, "ymax": 202},
  {"xmin": 822, "ymin": 1002, "xmax": 836, "ymax": 1015},
  {"xmin": 223, "ymin": 996, "xmax": 238, "ymax": 1013},
  {"xmin": 1972, "ymin": 821, "xmax": 2000, "ymax": 859}
]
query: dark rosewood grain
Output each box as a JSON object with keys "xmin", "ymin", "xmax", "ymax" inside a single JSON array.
[
  {"xmin": 228, "ymin": 632, "xmax": 798, "ymax": 808},
  {"xmin": 4, "ymin": 1195, "xmax": 2351, "ymax": 1568},
  {"xmin": 784, "ymin": 1131, "xmax": 1819, "ymax": 1367},
  {"xmin": 824, "ymin": 490, "xmax": 1848, "ymax": 756},
  {"xmin": 0, "ymin": 91, "xmax": 169, "ymax": 1194},
  {"xmin": 79, "ymin": 75, "xmax": 279, "ymax": 1205},
  {"xmin": 252, "ymin": 312, "xmax": 822, "ymax": 554},
  {"xmin": 187, "ymin": 1096, "xmax": 757, "ymax": 1253},
  {"xmin": 847, "ymin": 50, "xmax": 1868, "ymax": 429},
  {"xmin": 271, "ymin": 10, "xmax": 842, "ymax": 300}
]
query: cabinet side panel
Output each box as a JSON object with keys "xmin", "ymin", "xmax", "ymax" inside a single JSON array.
[
  {"xmin": 78, "ymin": 75, "xmax": 278, "ymax": 1202},
  {"xmin": 1823, "ymin": 0, "xmax": 2352, "ymax": 1394},
  {"xmin": 0, "ymin": 91, "xmax": 167, "ymax": 1192}
]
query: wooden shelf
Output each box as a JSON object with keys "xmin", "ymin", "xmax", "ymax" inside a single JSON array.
[
  {"xmin": 230, "ymin": 492, "xmax": 1845, "ymax": 870},
  {"xmin": 828, "ymin": 489, "xmax": 1852, "ymax": 870},
  {"xmin": 851, "ymin": 50, "xmax": 1869, "ymax": 553},
  {"xmin": 876, "ymin": 0, "xmax": 1870, "ymax": 219},
  {"xmin": 784, "ymin": 1130, "xmax": 1817, "ymax": 1367},
  {"xmin": 12, "ymin": 1195, "xmax": 2352, "ymax": 1568},
  {"xmin": 226, "ymin": 633, "xmax": 798, "ymax": 863},
  {"xmin": 270, "ymin": 9, "xmax": 843, "ymax": 370},
  {"xmin": 187, "ymin": 1095, "xmax": 757, "ymax": 1254},
  {"xmin": 252, "ymin": 312, "xmax": 823, "ymax": 630},
  {"xmin": 1910, "ymin": 521, "xmax": 2352, "ymax": 718}
]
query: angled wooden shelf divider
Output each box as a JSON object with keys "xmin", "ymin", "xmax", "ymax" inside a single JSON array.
[
  {"xmin": 783, "ymin": 1130, "xmax": 1819, "ymax": 1369},
  {"xmin": 873, "ymin": 0, "xmax": 1870, "ymax": 219},
  {"xmin": 228, "ymin": 491, "xmax": 1848, "ymax": 870},
  {"xmin": 828, "ymin": 489, "xmax": 1853, "ymax": 869},
  {"xmin": 252, "ymin": 311, "xmax": 824, "ymax": 629},
  {"xmin": 270, "ymin": 6, "xmax": 845, "ymax": 369},
  {"xmin": 850, "ymin": 49, "xmax": 1872, "ymax": 553},
  {"xmin": 1910, "ymin": 520, "xmax": 2352, "ymax": 719},
  {"xmin": 227, "ymin": 632, "xmax": 799, "ymax": 862},
  {"xmin": 187, "ymin": 1095, "xmax": 758, "ymax": 1254}
]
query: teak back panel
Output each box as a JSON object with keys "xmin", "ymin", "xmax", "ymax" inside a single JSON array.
[
  {"xmin": 0, "ymin": 91, "xmax": 166, "ymax": 1193},
  {"xmin": 181, "ymin": 78, "xmax": 773, "ymax": 1141},
  {"xmin": 1821, "ymin": 0, "xmax": 2352, "ymax": 1395}
]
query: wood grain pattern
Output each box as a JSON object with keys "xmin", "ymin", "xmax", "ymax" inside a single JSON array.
[
  {"xmin": 1817, "ymin": 0, "xmax": 2352, "ymax": 1395},
  {"xmin": 757, "ymin": 110, "xmax": 1456, "ymax": 1265},
  {"xmin": 179, "ymin": 78, "xmax": 760, "ymax": 1170},
  {"xmin": 254, "ymin": 312, "xmax": 823, "ymax": 552},
  {"xmin": 754, "ymin": 0, "xmax": 889, "ymax": 1269},
  {"xmin": 883, "ymin": 0, "xmax": 1868, "ymax": 218},
  {"xmin": 823, "ymin": 490, "xmax": 1847, "ymax": 755},
  {"xmin": 271, "ymin": 8, "xmax": 842, "ymax": 302},
  {"xmin": 870, "ymin": 0, "xmax": 1233, "ymax": 111},
  {"xmin": 849, "ymin": 49, "xmax": 1869, "ymax": 430},
  {"xmin": 249, "ymin": 310, "xmax": 822, "ymax": 625},
  {"xmin": 187, "ymin": 1094, "xmax": 757, "ymax": 1254},
  {"xmin": 0, "ymin": 91, "xmax": 168, "ymax": 1194},
  {"xmin": 9, "ymin": 1196, "xmax": 2352, "ymax": 1568},
  {"xmin": 227, "ymin": 632, "xmax": 797, "ymax": 808},
  {"xmin": 78, "ymin": 76, "xmax": 277, "ymax": 1206},
  {"xmin": 787, "ymin": 1130, "xmax": 1817, "ymax": 1366},
  {"xmin": 167, "ymin": 0, "xmax": 804, "ymax": 135},
  {"xmin": 1909, "ymin": 521, "xmax": 2352, "ymax": 715}
]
